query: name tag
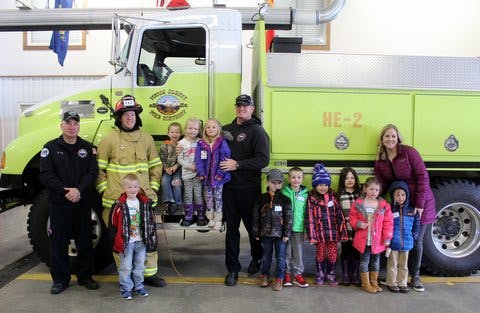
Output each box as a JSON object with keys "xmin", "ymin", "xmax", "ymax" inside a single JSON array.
[
  {"xmin": 393, "ymin": 212, "xmax": 400, "ymax": 218},
  {"xmin": 274, "ymin": 205, "xmax": 282, "ymax": 212},
  {"xmin": 365, "ymin": 207, "xmax": 375, "ymax": 214},
  {"xmin": 296, "ymin": 195, "xmax": 305, "ymax": 202},
  {"xmin": 327, "ymin": 200, "xmax": 334, "ymax": 207},
  {"xmin": 201, "ymin": 150, "xmax": 208, "ymax": 159},
  {"xmin": 190, "ymin": 142, "xmax": 197, "ymax": 148}
]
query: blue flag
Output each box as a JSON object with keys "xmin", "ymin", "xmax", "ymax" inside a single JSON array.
[{"xmin": 49, "ymin": 0, "xmax": 73, "ymax": 66}]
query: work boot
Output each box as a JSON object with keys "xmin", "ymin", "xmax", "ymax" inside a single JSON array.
[
  {"xmin": 257, "ymin": 274, "xmax": 270, "ymax": 287},
  {"xmin": 78, "ymin": 277, "xmax": 100, "ymax": 290},
  {"xmin": 315, "ymin": 261, "xmax": 325, "ymax": 286},
  {"xmin": 369, "ymin": 271, "xmax": 383, "ymax": 292},
  {"xmin": 340, "ymin": 260, "xmax": 351, "ymax": 286},
  {"xmin": 360, "ymin": 272, "xmax": 377, "ymax": 293},
  {"xmin": 195, "ymin": 204, "xmax": 208, "ymax": 226},
  {"xmin": 224, "ymin": 272, "xmax": 238, "ymax": 286},
  {"xmin": 144, "ymin": 275, "xmax": 167, "ymax": 287},
  {"xmin": 180, "ymin": 204, "xmax": 194, "ymax": 226},
  {"xmin": 272, "ymin": 278, "xmax": 283, "ymax": 291},
  {"xmin": 325, "ymin": 261, "xmax": 338, "ymax": 286}
]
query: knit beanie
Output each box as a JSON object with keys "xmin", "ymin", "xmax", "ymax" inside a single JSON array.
[{"xmin": 312, "ymin": 163, "xmax": 331, "ymax": 187}]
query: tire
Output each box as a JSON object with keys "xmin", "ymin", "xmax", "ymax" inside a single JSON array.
[
  {"xmin": 423, "ymin": 179, "xmax": 480, "ymax": 276},
  {"xmin": 27, "ymin": 190, "xmax": 112, "ymax": 272}
]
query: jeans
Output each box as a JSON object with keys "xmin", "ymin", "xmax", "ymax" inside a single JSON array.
[
  {"xmin": 161, "ymin": 169, "xmax": 182, "ymax": 205},
  {"xmin": 260, "ymin": 237, "xmax": 286, "ymax": 279},
  {"xmin": 408, "ymin": 224, "xmax": 426, "ymax": 277},
  {"xmin": 118, "ymin": 241, "xmax": 146, "ymax": 292},
  {"xmin": 359, "ymin": 246, "xmax": 380, "ymax": 273}
]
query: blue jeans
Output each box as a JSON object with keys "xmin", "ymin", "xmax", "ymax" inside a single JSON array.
[
  {"xmin": 118, "ymin": 241, "xmax": 146, "ymax": 292},
  {"xmin": 161, "ymin": 169, "xmax": 182, "ymax": 205},
  {"xmin": 260, "ymin": 237, "xmax": 286, "ymax": 279},
  {"xmin": 359, "ymin": 246, "xmax": 380, "ymax": 273}
]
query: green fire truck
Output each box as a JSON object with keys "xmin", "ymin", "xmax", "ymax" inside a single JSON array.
[{"xmin": 1, "ymin": 3, "xmax": 479, "ymax": 275}]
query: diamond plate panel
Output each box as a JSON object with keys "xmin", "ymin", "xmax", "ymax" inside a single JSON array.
[{"xmin": 267, "ymin": 53, "xmax": 480, "ymax": 91}]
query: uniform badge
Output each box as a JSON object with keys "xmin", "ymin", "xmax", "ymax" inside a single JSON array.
[
  {"xmin": 237, "ymin": 133, "xmax": 246, "ymax": 142},
  {"xmin": 40, "ymin": 148, "xmax": 49, "ymax": 158},
  {"xmin": 77, "ymin": 148, "xmax": 88, "ymax": 158}
]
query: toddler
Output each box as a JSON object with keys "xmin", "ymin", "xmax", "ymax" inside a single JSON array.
[
  {"xmin": 306, "ymin": 163, "xmax": 348, "ymax": 286},
  {"xmin": 195, "ymin": 118, "xmax": 231, "ymax": 230},
  {"xmin": 349, "ymin": 177, "xmax": 393, "ymax": 293}
]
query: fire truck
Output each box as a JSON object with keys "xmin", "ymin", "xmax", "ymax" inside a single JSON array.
[{"xmin": 0, "ymin": 1, "xmax": 479, "ymax": 275}]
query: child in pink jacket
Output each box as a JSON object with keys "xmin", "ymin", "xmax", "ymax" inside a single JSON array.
[{"xmin": 349, "ymin": 177, "xmax": 393, "ymax": 294}]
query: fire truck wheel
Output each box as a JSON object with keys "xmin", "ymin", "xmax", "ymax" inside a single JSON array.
[
  {"xmin": 423, "ymin": 179, "xmax": 480, "ymax": 276},
  {"xmin": 27, "ymin": 189, "xmax": 113, "ymax": 272}
]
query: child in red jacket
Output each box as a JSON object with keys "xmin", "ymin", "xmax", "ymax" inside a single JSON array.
[
  {"xmin": 109, "ymin": 174, "xmax": 157, "ymax": 300},
  {"xmin": 349, "ymin": 177, "xmax": 393, "ymax": 294}
]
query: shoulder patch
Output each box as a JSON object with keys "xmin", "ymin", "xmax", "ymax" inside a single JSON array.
[{"xmin": 40, "ymin": 148, "xmax": 49, "ymax": 158}]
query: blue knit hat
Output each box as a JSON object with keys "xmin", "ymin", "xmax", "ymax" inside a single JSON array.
[{"xmin": 312, "ymin": 163, "xmax": 331, "ymax": 187}]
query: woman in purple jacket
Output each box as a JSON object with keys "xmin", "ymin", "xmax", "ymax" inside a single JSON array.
[
  {"xmin": 195, "ymin": 118, "xmax": 231, "ymax": 230},
  {"xmin": 374, "ymin": 124, "xmax": 436, "ymax": 292}
]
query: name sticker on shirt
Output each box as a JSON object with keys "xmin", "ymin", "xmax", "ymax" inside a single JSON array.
[
  {"xmin": 393, "ymin": 212, "xmax": 400, "ymax": 218},
  {"xmin": 327, "ymin": 200, "xmax": 334, "ymax": 207},
  {"xmin": 201, "ymin": 150, "xmax": 208, "ymax": 159},
  {"xmin": 190, "ymin": 142, "xmax": 197, "ymax": 148},
  {"xmin": 274, "ymin": 205, "xmax": 282, "ymax": 212},
  {"xmin": 365, "ymin": 207, "xmax": 375, "ymax": 214},
  {"xmin": 296, "ymin": 195, "xmax": 305, "ymax": 202}
]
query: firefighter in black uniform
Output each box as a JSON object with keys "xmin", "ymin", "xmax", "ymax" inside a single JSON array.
[{"xmin": 39, "ymin": 111, "xmax": 100, "ymax": 294}]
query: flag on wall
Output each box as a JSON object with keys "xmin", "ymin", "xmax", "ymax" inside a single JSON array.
[{"xmin": 49, "ymin": 0, "xmax": 73, "ymax": 66}]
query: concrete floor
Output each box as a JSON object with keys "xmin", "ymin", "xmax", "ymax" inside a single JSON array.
[{"xmin": 1, "ymin": 206, "xmax": 480, "ymax": 313}]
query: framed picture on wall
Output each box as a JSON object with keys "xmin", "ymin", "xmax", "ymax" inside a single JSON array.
[{"xmin": 22, "ymin": 0, "xmax": 87, "ymax": 51}]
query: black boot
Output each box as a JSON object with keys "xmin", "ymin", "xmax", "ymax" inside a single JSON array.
[
  {"xmin": 340, "ymin": 260, "xmax": 351, "ymax": 286},
  {"xmin": 195, "ymin": 204, "xmax": 207, "ymax": 226},
  {"xmin": 144, "ymin": 275, "xmax": 167, "ymax": 287}
]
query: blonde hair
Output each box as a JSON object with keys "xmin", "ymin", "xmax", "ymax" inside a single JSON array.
[
  {"xmin": 185, "ymin": 117, "xmax": 201, "ymax": 128},
  {"xmin": 122, "ymin": 173, "xmax": 139, "ymax": 185},
  {"xmin": 202, "ymin": 118, "xmax": 222, "ymax": 142},
  {"xmin": 376, "ymin": 123, "xmax": 403, "ymax": 160},
  {"xmin": 363, "ymin": 176, "xmax": 381, "ymax": 193}
]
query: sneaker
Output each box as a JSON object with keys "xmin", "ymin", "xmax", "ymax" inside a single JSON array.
[
  {"xmin": 214, "ymin": 221, "xmax": 223, "ymax": 231},
  {"xmin": 283, "ymin": 274, "xmax": 293, "ymax": 287},
  {"xmin": 399, "ymin": 286, "xmax": 410, "ymax": 293},
  {"xmin": 257, "ymin": 274, "xmax": 270, "ymax": 287},
  {"xmin": 272, "ymin": 278, "xmax": 283, "ymax": 291},
  {"xmin": 293, "ymin": 274, "xmax": 309, "ymax": 288},
  {"xmin": 388, "ymin": 285, "xmax": 400, "ymax": 293},
  {"xmin": 135, "ymin": 288, "xmax": 149, "ymax": 297},
  {"xmin": 121, "ymin": 290, "xmax": 132, "ymax": 300},
  {"xmin": 207, "ymin": 219, "xmax": 216, "ymax": 228},
  {"xmin": 247, "ymin": 259, "xmax": 261, "ymax": 275},
  {"xmin": 411, "ymin": 276, "xmax": 425, "ymax": 292}
]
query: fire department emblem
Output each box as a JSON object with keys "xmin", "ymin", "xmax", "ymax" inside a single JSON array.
[
  {"xmin": 156, "ymin": 95, "xmax": 181, "ymax": 115},
  {"xmin": 237, "ymin": 133, "xmax": 246, "ymax": 142},
  {"xmin": 40, "ymin": 148, "xmax": 49, "ymax": 158},
  {"xmin": 77, "ymin": 148, "xmax": 88, "ymax": 158}
]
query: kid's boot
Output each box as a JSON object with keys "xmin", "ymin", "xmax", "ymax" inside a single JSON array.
[
  {"xmin": 314, "ymin": 261, "xmax": 325, "ymax": 286},
  {"xmin": 195, "ymin": 204, "xmax": 208, "ymax": 226},
  {"xmin": 213, "ymin": 212, "xmax": 223, "ymax": 231},
  {"xmin": 369, "ymin": 271, "xmax": 383, "ymax": 292},
  {"xmin": 360, "ymin": 272, "xmax": 377, "ymax": 293},
  {"xmin": 325, "ymin": 261, "xmax": 339, "ymax": 286},
  {"xmin": 340, "ymin": 260, "xmax": 351, "ymax": 286},
  {"xmin": 180, "ymin": 204, "xmax": 194, "ymax": 226}
]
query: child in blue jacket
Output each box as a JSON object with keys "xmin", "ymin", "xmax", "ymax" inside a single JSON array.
[{"xmin": 386, "ymin": 180, "xmax": 420, "ymax": 293}]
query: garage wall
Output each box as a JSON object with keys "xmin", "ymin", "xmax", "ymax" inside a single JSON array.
[{"xmin": 0, "ymin": 76, "xmax": 102, "ymax": 154}]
